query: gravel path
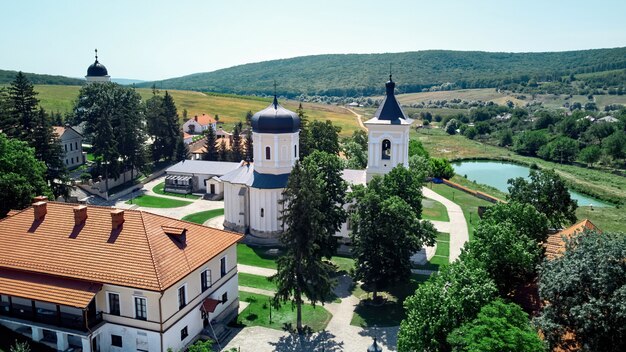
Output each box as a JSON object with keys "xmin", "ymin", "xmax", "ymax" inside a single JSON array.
[
  {"xmin": 422, "ymin": 186, "xmax": 469, "ymax": 262},
  {"xmin": 238, "ymin": 264, "xmax": 277, "ymax": 277}
]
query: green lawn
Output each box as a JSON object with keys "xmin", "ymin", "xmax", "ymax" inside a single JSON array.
[
  {"xmin": 152, "ymin": 182, "xmax": 201, "ymax": 199},
  {"xmin": 236, "ymin": 292, "xmax": 332, "ymax": 332},
  {"xmin": 237, "ymin": 244, "xmax": 279, "ymax": 269},
  {"xmin": 428, "ymin": 183, "xmax": 494, "ymax": 241},
  {"xmin": 576, "ymin": 206, "xmax": 626, "ymax": 233},
  {"xmin": 126, "ymin": 194, "xmax": 193, "ymax": 208},
  {"xmin": 422, "ymin": 198, "xmax": 450, "ymax": 222},
  {"xmin": 181, "ymin": 208, "xmax": 224, "ymax": 224},
  {"xmin": 330, "ymin": 256, "xmax": 355, "ymax": 273},
  {"xmin": 351, "ymin": 274, "xmax": 430, "ymax": 327},
  {"xmin": 239, "ymin": 272, "xmax": 277, "ymax": 291},
  {"xmin": 430, "ymin": 232, "xmax": 450, "ymax": 266}
]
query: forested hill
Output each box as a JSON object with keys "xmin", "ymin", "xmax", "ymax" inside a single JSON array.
[
  {"xmin": 138, "ymin": 47, "xmax": 626, "ymax": 97},
  {"xmin": 0, "ymin": 69, "xmax": 84, "ymax": 86}
]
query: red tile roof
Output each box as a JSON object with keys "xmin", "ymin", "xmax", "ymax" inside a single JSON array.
[
  {"xmin": 52, "ymin": 126, "xmax": 66, "ymax": 137},
  {"xmin": 0, "ymin": 202, "xmax": 242, "ymax": 291},
  {"xmin": 545, "ymin": 219, "xmax": 600, "ymax": 260},
  {"xmin": 194, "ymin": 114, "xmax": 216, "ymax": 126},
  {"xmin": 0, "ymin": 267, "xmax": 101, "ymax": 308}
]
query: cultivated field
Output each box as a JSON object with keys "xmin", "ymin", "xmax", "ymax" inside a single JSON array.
[{"xmin": 20, "ymin": 85, "xmax": 360, "ymax": 136}]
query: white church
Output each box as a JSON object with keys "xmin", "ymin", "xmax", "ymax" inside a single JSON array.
[{"xmin": 219, "ymin": 75, "xmax": 412, "ymax": 245}]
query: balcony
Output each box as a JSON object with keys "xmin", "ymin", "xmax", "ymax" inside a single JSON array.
[{"xmin": 0, "ymin": 300, "xmax": 102, "ymax": 332}]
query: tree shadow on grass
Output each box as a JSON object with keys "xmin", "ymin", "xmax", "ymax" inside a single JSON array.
[{"xmin": 269, "ymin": 330, "xmax": 344, "ymax": 352}]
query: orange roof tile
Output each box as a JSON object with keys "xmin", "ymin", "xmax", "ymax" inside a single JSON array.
[
  {"xmin": 194, "ymin": 114, "xmax": 216, "ymax": 126},
  {"xmin": 0, "ymin": 267, "xmax": 101, "ymax": 308},
  {"xmin": 0, "ymin": 202, "xmax": 242, "ymax": 291},
  {"xmin": 545, "ymin": 219, "xmax": 600, "ymax": 260},
  {"xmin": 52, "ymin": 126, "xmax": 66, "ymax": 137}
]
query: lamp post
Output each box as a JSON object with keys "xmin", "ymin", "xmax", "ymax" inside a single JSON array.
[{"xmin": 367, "ymin": 337, "xmax": 382, "ymax": 352}]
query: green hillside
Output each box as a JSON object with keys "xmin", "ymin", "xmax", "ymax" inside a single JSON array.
[
  {"xmin": 0, "ymin": 69, "xmax": 84, "ymax": 86},
  {"xmin": 137, "ymin": 47, "xmax": 626, "ymax": 97}
]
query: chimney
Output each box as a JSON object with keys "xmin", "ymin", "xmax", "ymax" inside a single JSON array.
[
  {"xmin": 33, "ymin": 196, "xmax": 48, "ymax": 203},
  {"xmin": 194, "ymin": 115, "xmax": 198, "ymax": 122},
  {"xmin": 73, "ymin": 205, "xmax": 88, "ymax": 225},
  {"xmin": 111, "ymin": 209, "xmax": 125, "ymax": 230},
  {"xmin": 33, "ymin": 201, "xmax": 47, "ymax": 220}
]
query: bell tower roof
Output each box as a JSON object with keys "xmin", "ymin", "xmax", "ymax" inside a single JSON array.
[{"xmin": 366, "ymin": 74, "xmax": 411, "ymax": 125}]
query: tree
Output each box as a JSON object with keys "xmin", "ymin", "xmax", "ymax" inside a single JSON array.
[
  {"xmin": 369, "ymin": 164, "xmax": 427, "ymax": 215},
  {"xmin": 537, "ymin": 136, "xmax": 579, "ymax": 163},
  {"xmin": 499, "ymin": 129, "xmax": 514, "ymax": 147},
  {"xmin": 342, "ymin": 140, "xmax": 367, "ymax": 169},
  {"xmin": 231, "ymin": 122, "xmax": 243, "ymax": 162},
  {"xmin": 245, "ymin": 110, "xmax": 253, "ymax": 126},
  {"xmin": 460, "ymin": 221, "xmax": 541, "ymax": 295},
  {"xmin": 602, "ymin": 131, "xmax": 626, "ymax": 162},
  {"xmin": 7, "ymin": 72, "xmax": 39, "ymax": 141},
  {"xmin": 536, "ymin": 231, "xmax": 626, "ymax": 352},
  {"xmin": 244, "ymin": 127, "xmax": 253, "ymax": 161},
  {"xmin": 162, "ymin": 92, "xmax": 181, "ymax": 161},
  {"xmin": 202, "ymin": 125, "xmax": 218, "ymax": 161},
  {"xmin": 447, "ymin": 299, "xmax": 546, "ymax": 352},
  {"xmin": 175, "ymin": 133, "xmax": 189, "ymax": 161},
  {"xmin": 309, "ymin": 120, "xmax": 341, "ymax": 155},
  {"xmin": 115, "ymin": 87, "xmax": 147, "ymax": 179},
  {"xmin": 296, "ymin": 103, "xmax": 311, "ymax": 159},
  {"xmin": 481, "ymin": 201, "xmax": 549, "ymax": 243},
  {"xmin": 429, "ymin": 157, "xmax": 455, "ymax": 179},
  {"xmin": 217, "ymin": 139, "xmax": 229, "ymax": 161},
  {"xmin": 408, "ymin": 139, "xmax": 429, "ymax": 158},
  {"xmin": 513, "ymin": 130, "xmax": 548, "ymax": 156},
  {"xmin": 0, "ymin": 133, "xmax": 52, "ymax": 217},
  {"xmin": 270, "ymin": 160, "xmax": 336, "ymax": 332},
  {"xmin": 31, "ymin": 108, "xmax": 69, "ymax": 199},
  {"xmin": 10, "ymin": 341, "xmax": 31, "ymax": 352},
  {"xmin": 186, "ymin": 339, "xmax": 213, "ymax": 352},
  {"xmin": 578, "ymin": 145, "xmax": 602, "ymax": 166},
  {"xmin": 445, "ymin": 118, "xmax": 459, "ymax": 134},
  {"xmin": 507, "ymin": 169, "xmax": 577, "ymax": 228},
  {"xmin": 145, "ymin": 93, "xmax": 167, "ymax": 161},
  {"xmin": 463, "ymin": 126, "xmax": 478, "ymax": 139},
  {"xmin": 398, "ymin": 260, "xmax": 497, "ymax": 352}
]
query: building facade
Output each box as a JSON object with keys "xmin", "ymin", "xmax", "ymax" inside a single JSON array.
[
  {"xmin": 53, "ymin": 125, "xmax": 85, "ymax": 169},
  {"xmin": 183, "ymin": 114, "xmax": 217, "ymax": 135},
  {"xmin": 0, "ymin": 200, "xmax": 241, "ymax": 351}
]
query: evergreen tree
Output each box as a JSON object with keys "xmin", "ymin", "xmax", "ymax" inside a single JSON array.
[
  {"xmin": 297, "ymin": 103, "xmax": 311, "ymax": 159},
  {"xmin": 175, "ymin": 133, "xmax": 189, "ymax": 161},
  {"xmin": 245, "ymin": 110, "xmax": 253, "ymax": 126},
  {"xmin": 244, "ymin": 127, "xmax": 253, "ymax": 162},
  {"xmin": 202, "ymin": 126, "xmax": 218, "ymax": 161},
  {"xmin": 145, "ymin": 93, "xmax": 167, "ymax": 161},
  {"xmin": 162, "ymin": 91, "xmax": 180, "ymax": 161},
  {"xmin": 0, "ymin": 88, "xmax": 14, "ymax": 136},
  {"xmin": 115, "ymin": 88, "xmax": 147, "ymax": 180},
  {"xmin": 8, "ymin": 72, "xmax": 39, "ymax": 141},
  {"xmin": 271, "ymin": 161, "xmax": 335, "ymax": 332},
  {"xmin": 231, "ymin": 122, "xmax": 243, "ymax": 162},
  {"xmin": 217, "ymin": 139, "xmax": 229, "ymax": 161},
  {"xmin": 31, "ymin": 108, "xmax": 69, "ymax": 199},
  {"xmin": 0, "ymin": 133, "xmax": 52, "ymax": 217},
  {"xmin": 309, "ymin": 120, "xmax": 341, "ymax": 155}
]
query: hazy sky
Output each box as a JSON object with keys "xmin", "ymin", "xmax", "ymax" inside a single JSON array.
[{"xmin": 1, "ymin": 0, "xmax": 625, "ymax": 81}]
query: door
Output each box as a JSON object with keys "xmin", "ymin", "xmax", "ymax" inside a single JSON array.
[{"xmin": 210, "ymin": 184, "xmax": 215, "ymax": 194}]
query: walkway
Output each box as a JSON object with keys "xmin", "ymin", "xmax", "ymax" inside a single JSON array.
[
  {"xmin": 422, "ymin": 186, "xmax": 469, "ymax": 262},
  {"xmin": 343, "ymin": 107, "xmax": 366, "ymax": 130}
]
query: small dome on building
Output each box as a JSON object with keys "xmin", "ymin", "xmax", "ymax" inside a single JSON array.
[
  {"xmin": 251, "ymin": 96, "xmax": 300, "ymax": 134},
  {"xmin": 87, "ymin": 49, "xmax": 108, "ymax": 77}
]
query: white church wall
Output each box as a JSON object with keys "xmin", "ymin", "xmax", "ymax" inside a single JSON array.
[
  {"xmin": 253, "ymin": 132, "xmax": 299, "ymax": 175},
  {"xmin": 366, "ymin": 124, "xmax": 410, "ymax": 181},
  {"xmin": 249, "ymin": 188, "xmax": 284, "ymax": 235}
]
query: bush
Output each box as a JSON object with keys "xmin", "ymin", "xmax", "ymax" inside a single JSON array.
[{"xmin": 429, "ymin": 158, "xmax": 455, "ymax": 179}]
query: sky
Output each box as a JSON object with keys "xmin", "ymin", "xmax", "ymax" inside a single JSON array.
[{"xmin": 1, "ymin": 0, "xmax": 625, "ymax": 81}]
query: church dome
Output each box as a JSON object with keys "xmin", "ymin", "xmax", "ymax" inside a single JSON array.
[
  {"xmin": 87, "ymin": 49, "xmax": 108, "ymax": 77},
  {"xmin": 251, "ymin": 96, "xmax": 300, "ymax": 134}
]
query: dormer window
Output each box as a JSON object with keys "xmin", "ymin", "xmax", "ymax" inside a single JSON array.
[{"xmin": 382, "ymin": 139, "xmax": 391, "ymax": 160}]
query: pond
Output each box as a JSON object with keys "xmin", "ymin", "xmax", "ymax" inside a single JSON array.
[{"xmin": 452, "ymin": 160, "xmax": 611, "ymax": 207}]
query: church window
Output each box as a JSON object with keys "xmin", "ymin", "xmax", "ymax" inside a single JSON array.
[
  {"xmin": 294, "ymin": 145, "xmax": 297, "ymax": 157},
  {"xmin": 382, "ymin": 139, "xmax": 391, "ymax": 160},
  {"xmin": 260, "ymin": 208, "xmax": 264, "ymax": 217},
  {"xmin": 265, "ymin": 146, "xmax": 271, "ymax": 160}
]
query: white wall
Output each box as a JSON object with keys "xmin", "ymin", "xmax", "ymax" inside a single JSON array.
[
  {"xmin": 223, "ymin": 182, "xmax": 247, "ymax": 231},
  {"xmin": 249, "ymin": 188, "xmax": 284, "ymax": 235},
  {"xmin": 252, "ymin": 131, "xmax": 299, "ymax": 175},
  {"xmin": 95, "ymin": 324, "xmax": 160, "ymax": 352},
  {"xmin": 366, "ymin": 124, "xmax": 410, "ymax": 181}
]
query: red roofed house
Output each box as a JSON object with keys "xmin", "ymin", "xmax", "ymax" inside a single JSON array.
[
  {"xmin": 183, "ymin": 114, "xmax": 217, "ymax": 135},
  {"xmin": 0, "ymin": 197, "xmax": 242, "ymax": 351},
  {"xmin": 53, "ymin": 125, "xmax": 85, "ymax": 169},
  {"xmin": 544, "ymin": 219, "xmax": 600, "ymax": 260}
]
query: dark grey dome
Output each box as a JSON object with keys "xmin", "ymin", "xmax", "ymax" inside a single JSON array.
[
  {"xmin": 87, "ymin": 60, "xmax": 108, "ymax": 77},
  {"xmin": 252, "ymin": 96, "xmax": 300, "ymax": 134}
]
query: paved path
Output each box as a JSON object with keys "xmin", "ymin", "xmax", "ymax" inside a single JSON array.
[
  {"xmin": 238, "ymin": 264, "xmax": 277, "ymax": 277},
  {"xmin": 239, "ymin": 286, "xmax": 277, "ymax": 297},
  {"xmin": 204, "ymin": 214, "xmax": 225, "ymax": 229},
  {"xmin": 422, "ymin": 186, "xmax": 469, "ymax": 262}
]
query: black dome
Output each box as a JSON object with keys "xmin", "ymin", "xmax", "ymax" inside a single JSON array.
[
  {"xmin": 87, "ymin": 60, "xmax": 108, "ymax": 77},
  {"xmin": 252, "ymin": 96, "xmax": 300, "ymax": 134}
]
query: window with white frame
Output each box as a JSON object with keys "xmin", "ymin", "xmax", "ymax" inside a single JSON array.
[
  {"xmin": 220, "ymin": 256, "xmax": 227, "ymax": 278},
  {"xmin": 108, "ymin": 292, "xmax": 120, "ymax": 316},
  {"xmin": 178, "ymin": 285, "xmax": 187, "ymax": 309},
  {"xmin": 134, "ymin": 296, "xmax": 147, "ymax": 320},
  {"xmin": 201, "ymin": 269, "xmax": 212, "ymax": 292}
]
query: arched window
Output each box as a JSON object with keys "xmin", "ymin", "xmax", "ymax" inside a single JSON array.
[
  {"xmin": 382, "ymin": 139, "xmax": 391, "ymax": 160},
  {"xmin": 265, "ymin": 146, "xmax": 271, "ymax": 160},
  {"xmin": 294, "ymin": 145, "xmax": 297, "ymax": 157},
  {"xmin": 260, "ymin": 208, "xmax": 264, "ymax": 217}
]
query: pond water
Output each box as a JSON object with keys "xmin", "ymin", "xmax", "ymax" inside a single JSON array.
[{"xmin": 452, "ymin": 160, "xmax": 611, "ymax": 207}]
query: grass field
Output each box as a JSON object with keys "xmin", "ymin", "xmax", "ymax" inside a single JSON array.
[
  {"xmin": 152, "ymin": 182, "xmax": 200, "ymax": 199},
  {"xmin": 25, "ymin": 85, "xmax": 359, "ymax": 136},
  {"xmin": 181, "ymin": 208, "xmax": 224, "ymax": 224},
  {"xmin": 126, "ymin": 194, "xmax": 192, "ymax": 208},
  {"xmin": 237, "ymin": 291, "xmax": 332, "ymax": 332},
  {"xmin": 576, "ymin": 206, "xmax": 626, "ymax": 233},
  {"xmin": 239, "ymin": 272, "xmax": 277, "ymax": 291},
  {"xmin": 391, "ymin": 88, "xmax": 527, "ymax": 107},
  {"xmin": 351, "ymin": 274, "xmax": 430, "ymax": 327},
  {"xmin": 237, "ymin": 244, "xmax": 279, "ymax": 269},
  {"xmin": 422, "ymin": 198, "xmax": 450, "ymax": 222}
]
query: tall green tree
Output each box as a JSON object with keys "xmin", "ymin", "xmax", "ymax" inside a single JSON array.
[
  {"xmin": 31, "ymin": 108, "xmax": 69, "ymax": 198},
  {"xmin": 114, "ymin": 87, "xmax": 147, "ymax": 180},
  {"xmin": 270, "ymin": 161, "xmax": 335, "ymax": 332},
  {"xmin": 0, "ymin": 133, "xmax": 52, "ymax": 217},
  {"xmin": 231, "ymin": 122, "xmax": 243, "ymax": 162},
  {"xmin": 578, "ymin": 144, "xmax": 602, "ymax": 166},
  {"xmin": 162, "ymin": 91, "xmax": 181, "ymax": 161},
  {"xmin": 447, "ymin": 299, "xmax": 546, "ymax": 352},
  {"xmin": 481, "ymin": 201, "xmax": 549, "ymax": 243},
  {"xmin": 175, "ymin": 133, "xmax": 189, "ymax": 162},
  {"xmin": 202, "ymin": 125, "xmax": 218, "ymax": 161},
  {"xmin": 507, "ymin": 169, "xmax": 577, "ymax": 228},
  {"xmin": 536, "ymin": 231, "xmax": 626, "ymax": 352},
  {"xmin": 145, "ymin": 93, "xmax": 167, "ymax": 161},
  {"xmin": 602, "ymin": 130, "xmax": 626, "ymax": 162},
  {"xmin": 309, "ymin": 120, "xmax": 341, "ymax": 155},
  {"xmin": 217, "ymin": 139, "xmax": 229, "ymax": 161},
  {"xmin": 398, "ymin": 260, "xmax": 498, "ymax": 352},
  {"xmin": 0, "ymin": 87, "xmax": 17, "ymax": 136},
  {"xmin": 244, "ymin": 127, "xmax": 253, "ymax": 162},
  {"xmin": 296, "ymin": 103, "xmax": 311, "ymax": 159},
  {"xmin": 7, "ymin": 72, "xmax": 39, "ymax": 141}
]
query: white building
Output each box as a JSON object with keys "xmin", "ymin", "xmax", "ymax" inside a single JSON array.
[
  {"xmin": 183, "ymin": 114, "xmax": 217, "ymax": 135},
  {"xmin": 163, "ymin": 160, "xmax": 242, "ymax": 197},
  {"xmin": 85, "ymin": 49, "xmax": 111, "ymax": 83},
  {"xmin": 54, "ymin": 125, "xmax": 85, "ymax": 169},
  {"xmin": 0, "ymin": 199, "xmax": 241, "ymax": 351}
]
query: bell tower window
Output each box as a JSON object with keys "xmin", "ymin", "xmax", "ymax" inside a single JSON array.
[
  {"xmin": 382, "ymin": 139, "xmax": 391, "ymax": 160},
  {"xmin": 265, "ymin": 146, "xmax": 271, "ymax": 160}
]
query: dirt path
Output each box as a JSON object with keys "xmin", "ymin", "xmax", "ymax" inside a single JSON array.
[{"xmin": 343, "ymin": 107, "xmax": 367, "ymax": 130}]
